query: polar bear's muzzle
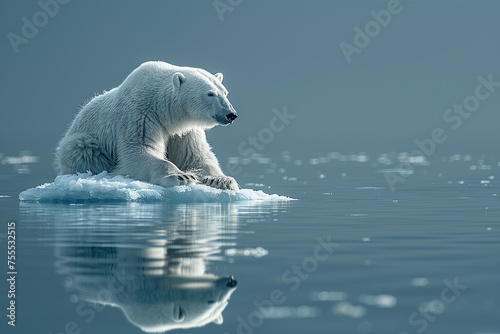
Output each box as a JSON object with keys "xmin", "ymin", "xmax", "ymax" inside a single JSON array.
[
  {"xmin": 215, "ymin": 108, "xmax": 237, "ymax": 125},
  {"xmin": 213, "ymin": 96, "xmax": 237, "ymax": 125},
  {"xmin": 226, "ymin": 112, "xmax": 237, "ymax": 123}
]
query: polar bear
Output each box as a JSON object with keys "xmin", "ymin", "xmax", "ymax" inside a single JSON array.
[
  {"xmin": 56, "ymin": 244, "xmax": 237, "ymax": 332},
  {"xmin": 55, "ymin": 61, "xmax": 239, "ymax": 190}
]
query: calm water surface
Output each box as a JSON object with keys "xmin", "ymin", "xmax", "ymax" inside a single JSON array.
[{"xmin": 1, "ymin": 159, "xmax": 499, "ymax": 334}]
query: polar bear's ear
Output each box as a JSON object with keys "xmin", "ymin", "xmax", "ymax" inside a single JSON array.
[
  {"xmin": 214, "ymin": 73, "xmax": 223, "ymax": 83},
  {"xmin": 213, "ymin": 314, "xmax": 223, "ymax": 325},
  {"xmin": 173, "ymin": 72, "xmax": 186, "ymax": 91}
]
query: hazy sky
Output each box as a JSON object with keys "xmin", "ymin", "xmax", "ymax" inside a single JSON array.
[{"xmin": 1, "ymin": 0, "xmax": 499, "ymax": 174}]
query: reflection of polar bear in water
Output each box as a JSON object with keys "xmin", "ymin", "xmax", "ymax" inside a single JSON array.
[
  {"xmin": 51, "ymin": 203, "xmax": 240, "ymax": 332},
  {"xmin": 56, "ymin": 246, "xmax": 237, "ymax": 332},
  {"xmin": 55, "ymin": 61, "xmax": 239, "ymax": 190}
]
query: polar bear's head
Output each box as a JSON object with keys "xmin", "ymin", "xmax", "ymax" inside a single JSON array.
[
  {"xmin": 172, "ymin": 68, "xmax": 238, "ymax": 129},
  {"xmin": 121, "ymin": 275, "xmax": 238, "ymax": 332}
]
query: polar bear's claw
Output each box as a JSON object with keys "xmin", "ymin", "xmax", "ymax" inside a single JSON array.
[
  {"xmin": 161, "ymin": 173, "xmax": 198, "ymax": 187},
  {"xmin": 176, "ymin": 173, "xmax": 197, "ymax": 184},
  {"xmin": 202, "ymin": 176, "xmax": 239, "ymax": 191}
]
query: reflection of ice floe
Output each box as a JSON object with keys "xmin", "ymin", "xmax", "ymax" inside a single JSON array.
[
  {"xmin": 19, "ymin": 172, "xmax": 292, "ymax": 202},
  {"xmin": 410, "ymin": 277, "xmax": 429, "ymax": 287},
  {"xmin": 376, "ymin": 152, "xmax": 429, "ymax": 166},
  {"xmin": 310, "ymin": 152, "xmax": 370, "ymax": 165},
  {"xmin": 309, "ymin": 291, "xmax": 347, "ymax": 302},
  {"xmin": 375, "ymin": 168, "xmax": 414, "ymax": 176},
  {"xmin": 418, "ymin": 300, "xmax": 446, "ymax": 315},
  {"xmin": 311, "ymin": 291, "xmax": 396, "ymax": 316},
  {"xmin": 332, "ymin": 301, "xmax": 366, "ymax": 318},
  {"xmin": 470, "ymin": 164, "xmax": 492, "ymax": 170},
  {"xmin": 358, "ymin": 294, "xmax": 397, "ymax": 308},
  {"xmin": 225, "ymin": 247, "xmax": 269, "ymax": 258},
  {"xmin": 259, "ymin": 305, "xmax": 320, "ymax": 319},
  {"xmin": 0, "ymin": 151, "xmax": 39, "ymax": 174}
]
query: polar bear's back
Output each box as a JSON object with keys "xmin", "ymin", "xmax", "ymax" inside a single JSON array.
[{"xmin": 69, "ymin": 88, "xmax": 120, "ymax": 134}]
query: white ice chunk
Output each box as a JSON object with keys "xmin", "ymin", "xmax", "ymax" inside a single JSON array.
[{"xmin": 19, "ymin": 172, "xmax": 292, "ymax": 203}]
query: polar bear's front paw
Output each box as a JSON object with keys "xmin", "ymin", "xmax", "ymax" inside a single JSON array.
[
  {"xmin": 161, "ymin": 173, "xmax": 197, "ymax": 187},
  {"xmin": 202, "ymin": 176, "xmax": 239, "ymax": 190}
]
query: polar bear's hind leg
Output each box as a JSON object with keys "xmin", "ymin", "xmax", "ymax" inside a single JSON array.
[{"xmin": 56, "ymin": 133, "xmax": 114, "ymax": 175}]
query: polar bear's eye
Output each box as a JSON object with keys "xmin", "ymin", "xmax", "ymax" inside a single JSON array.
[
  {"xmin": 173, "ymin": 304, "xmax": 185, "ymax": 322},
  {"xmin": 207, "ymin": 92, "xmax": 216, "ymax": 97}
]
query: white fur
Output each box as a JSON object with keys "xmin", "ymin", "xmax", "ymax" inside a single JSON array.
[{"xmin": 56, "ymin": 61, "xmax": 239, "ymax": 190}]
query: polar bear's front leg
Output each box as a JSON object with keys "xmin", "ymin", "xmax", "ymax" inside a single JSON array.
[
  {"xmin": 167, "ymin": 130, "xmax": 240, "ymax": 190},
  {"xmin": 113, "ymin": 148, "xmax": 198, "ymax": 188}
]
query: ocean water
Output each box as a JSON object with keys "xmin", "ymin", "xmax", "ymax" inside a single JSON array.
[{"xmin": 1, "ymin": 152, "xmax": 499, "ymax": 334}]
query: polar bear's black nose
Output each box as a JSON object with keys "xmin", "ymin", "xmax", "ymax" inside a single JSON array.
[
  {"xmin": 227, "ymin": 276, "xmax": 237, "ymax": 287},
  {"xmin": 226, "ymin": 113, "xmax": 237, "ymax": 122}
]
